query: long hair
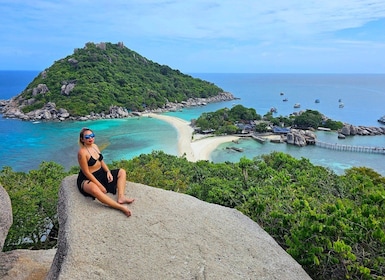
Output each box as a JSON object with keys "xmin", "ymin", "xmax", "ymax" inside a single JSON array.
[{"xmin": 78, "ymin": 127, "xmax": 92, "ymax": 147}]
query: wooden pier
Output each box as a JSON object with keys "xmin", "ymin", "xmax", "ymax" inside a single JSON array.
[{"xmin": 315, "ymin": 141, "xmax": 385, "ymax": 154}]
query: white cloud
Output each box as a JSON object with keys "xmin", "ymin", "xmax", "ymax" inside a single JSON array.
[{"xmin": 0, "ymin": 0, "xmax": 384, "ymax": 72}]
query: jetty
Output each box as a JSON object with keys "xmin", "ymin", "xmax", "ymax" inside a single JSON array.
[{"xmin": 315, "ymin": 141, "xmax": 385, "ymax": 154}]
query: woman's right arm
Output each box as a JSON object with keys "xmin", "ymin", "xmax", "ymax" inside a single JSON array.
[{"xmin": 77, "ymin": 150, "xmax": 107, "ymax": 193}]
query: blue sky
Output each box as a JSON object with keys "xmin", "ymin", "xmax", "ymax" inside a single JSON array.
[{"xmin": 1, "ymin": 0, "xmax": 384, "ymax": 73}]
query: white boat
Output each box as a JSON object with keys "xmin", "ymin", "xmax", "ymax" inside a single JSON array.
[{"xmin": 294, "ymin": 103, "xmax": 301, "ymax": 108}]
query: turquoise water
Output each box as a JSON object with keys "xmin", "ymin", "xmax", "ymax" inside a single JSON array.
[{"xmin": 0, "ymin": 71, "xmax": 384, "ymax": 175}]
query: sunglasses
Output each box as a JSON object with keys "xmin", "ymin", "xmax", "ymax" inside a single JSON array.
[{"xmin": 84, "ymin": 133, "xmax": 95, "ymax": 140}]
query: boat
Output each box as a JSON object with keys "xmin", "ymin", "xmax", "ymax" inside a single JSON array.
[
  {"xmin": 226, "ymin": 146, "xmax": 244, "ymax": 152},
  {"xmin": 378, "ymin": 116, "xmax": 385, "ymax": 124},
  {"xmin": 251, "ymin": 134, "xmax": 267, "ymax": 144},
  {"xmin": 294, "ymin": 103, "xmax": 301, "ymax": 108},
  {"xmin": 270, "ymin": 107, "xmax": 277, "ymax": 113},
  {"xmin": 339, "ymin": 103, "xmax": 344, "ymax": 108},
  {"xmin": 280, "ymin": 92, "xmax": 284, "ymax": 95},
  {"xmin": 315, "ymin": 99, "xmax": 320, "ymax": 103},
  {"xmin": 338, "ymin": 133, "xmax": 346, "ymax": 139},
  {"xmin": 283, "ymin": 98, "xmax": 288, "ymax": 102}
]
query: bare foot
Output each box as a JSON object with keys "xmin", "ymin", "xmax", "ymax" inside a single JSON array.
[
  {"xmin": 118, "ymin": 197, "xmax": 135, "ymax": 204},
  {"xmin": 121, "ymin": 206, "xmax": 132, "ymax": 217}
]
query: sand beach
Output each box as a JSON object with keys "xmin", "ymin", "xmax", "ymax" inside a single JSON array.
[{"xmin": 146, "ymin": 113, "xmax": 239, "ymax": 162}]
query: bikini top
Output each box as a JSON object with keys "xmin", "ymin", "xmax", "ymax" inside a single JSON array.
[{"xmin": 86, "ymin": 147, "xmax": 104, "ymax": 166}]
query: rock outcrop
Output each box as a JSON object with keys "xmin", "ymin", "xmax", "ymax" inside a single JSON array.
[
  {"xmin": 0, "ymin": 92, "xmax": 235, "ymax": 122},
  {"xmin": 0, "ymin": 249, "xmax": 56, "ymax": 280},
  {"xmin": 47, "ymin": 175, "xmax": 311, "ymax": 280},
  {"xmin": 0, "ymin": 185, "xmax": 12, "ymax": 251},
  {"xmin": 286, "ymin": 129, "xmax": 316, "ymax": 147},
  {"xmin": 340, "ymin": 124, "xmax": 385, "ymax": 136}
]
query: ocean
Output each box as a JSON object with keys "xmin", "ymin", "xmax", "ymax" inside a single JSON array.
[{"xmin": 1, "ymin": 71, "xmax": 384, "ymax": 175}]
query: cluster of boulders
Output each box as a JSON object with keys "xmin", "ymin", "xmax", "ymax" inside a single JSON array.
[
  {"xmin": 286, "ymin": 129, "xmax": 317, "ymax": 147},
  {"xmin": 154, "ymin": 91, "xmax": 236, "ymax": 113},
  {"xmin": 340, "ymin": 124, "xmax": 385, "ymax": 136},
  {"xmin": 0, "ymin": 86, "xmax": 235, "ymax": 122}
]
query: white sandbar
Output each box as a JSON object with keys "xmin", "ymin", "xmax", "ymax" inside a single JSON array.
[{"xmin": 146, "ymin": 113, "xmax": 239, "ymax": 161}]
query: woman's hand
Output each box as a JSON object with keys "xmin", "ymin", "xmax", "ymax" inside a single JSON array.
[
  {"xmin": 107, "ymin": 171, "xmax": 113, "ymax": 183},
  {"xmin": 99, "ymin": 185, "xmax": 107, "ymax": 193}
]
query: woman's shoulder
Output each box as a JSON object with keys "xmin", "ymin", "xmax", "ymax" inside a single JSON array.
[
  {"xmin": 92, "ymin": 144, "xmax": 101, "ymax": 152},
  {"xmin": 78, "ymin": 146, "xmax": 88, "ymax": 155}
]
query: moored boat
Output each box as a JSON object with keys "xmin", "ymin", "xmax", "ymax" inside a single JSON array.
[
  {"xmin": 378, "ymin": 116, "xmax": 385, "ymax": 124},
  {"xmin": 251, "ymin": 134, "xmax": 267, "ymax": 144}
]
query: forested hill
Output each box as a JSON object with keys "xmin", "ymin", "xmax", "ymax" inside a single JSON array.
[{"xmin": 14, "ymin": 42, "xmax": 226, "ymax": 116}]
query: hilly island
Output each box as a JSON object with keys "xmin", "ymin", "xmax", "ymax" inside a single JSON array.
[{"xmin": 0, "ymin": 42, "xmax": 234, "ymax": 121}]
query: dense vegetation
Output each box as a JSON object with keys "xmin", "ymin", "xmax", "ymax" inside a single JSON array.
[
  {"xmin": 293, "ymin": 109, "xmax": 344, "ymax": 130},
  {"xmin": 195, "ymin": 105, "xmax": 344, "ymax": 134},
  {"xmin": 2, "ymin": 152, "xmax": 384, "ymax": 279},
  {"xmin": 194, "ymin": 105, "xmax": 261, "ymax": 134},
  {"xmin": 17, "ymin": 42, "xmax": 224, "ymax": 115}
]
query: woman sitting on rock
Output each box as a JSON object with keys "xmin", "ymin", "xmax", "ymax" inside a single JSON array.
[{"xmin": 77, "ymin": 127, "xmax": 134, "ymax": 217}]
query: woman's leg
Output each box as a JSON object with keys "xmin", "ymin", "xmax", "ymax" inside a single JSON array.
[
  {"xmin": 116, "ymin": 168, "xmax": 135, "ymax": 204},
  {"xmin": 83, "ymin": 181, "xmax": 131, "ymax": 217}
]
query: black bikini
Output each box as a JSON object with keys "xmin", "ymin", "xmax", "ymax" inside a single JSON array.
[
  {"xmin": 76, "ymin": 147, "xmax": 118, "ymax": 198},
  {"xmin": 87, "ymin": 153, "xmax": 104, "ymax": 166}
]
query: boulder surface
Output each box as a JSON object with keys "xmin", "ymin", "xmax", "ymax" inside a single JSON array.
[
  {"xmin": 0, "ymin": 185, "xmax": 12, "ymax": 251},
  {"xmin": 47, "ymin": 175, "xmax": 311, "ymax": 280}
]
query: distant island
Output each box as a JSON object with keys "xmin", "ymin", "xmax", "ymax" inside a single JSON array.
[{"xmin": 0, "ymin": 42, "xmax": 235, "ymax": 121}]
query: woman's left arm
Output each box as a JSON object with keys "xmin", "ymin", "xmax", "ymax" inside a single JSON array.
[
  {"xmin": 94, "ymin": 144, "xmax": 113, "ymax": 182},
  {"xmin": 101, "ymin": 160, "xmax": 113, "ymax": 182}
]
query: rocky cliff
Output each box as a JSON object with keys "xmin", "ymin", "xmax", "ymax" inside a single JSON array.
[{"xmin": 46, "ymin": 175, "xmax": 311, "ymax": 280}]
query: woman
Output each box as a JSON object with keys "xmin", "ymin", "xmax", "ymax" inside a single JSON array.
[{"xmin": 77, "ymin": 127, "xmax": 134, "ymax": 217}]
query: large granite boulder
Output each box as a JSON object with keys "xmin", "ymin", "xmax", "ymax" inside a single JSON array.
[
  {"xmin": 287, "ymin": 130, "xmax": 307, "ymax": 147},
  {"xmin": 47, "ymin": 175, "xmax": 311, "ymax": 280},
  {"xmin": 0, "ymin": 185, "xmax": 12, "ymax": 251},
  {"xmin": 0, "ymin": 249, "xmax": 56, "ymax": 280}
]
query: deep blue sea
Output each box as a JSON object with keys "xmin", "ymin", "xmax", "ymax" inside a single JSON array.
[{"xmin": 1, "ymin": 71, "xmax": 384, "ymax": 175}]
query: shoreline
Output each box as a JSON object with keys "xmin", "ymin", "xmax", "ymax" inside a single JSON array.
[{"xmin": 146, "ymin": 113, "xmax": 239, "ymax": 162}]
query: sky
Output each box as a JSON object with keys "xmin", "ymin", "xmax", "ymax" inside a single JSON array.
[{"xmin": 1, "ymin": 0, "xmax": 385, "ymax": 73}]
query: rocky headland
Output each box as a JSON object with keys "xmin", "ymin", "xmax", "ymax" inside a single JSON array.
[{"xmin": 0, "ymin": 91, "xmax": 235, "ymax": 122}]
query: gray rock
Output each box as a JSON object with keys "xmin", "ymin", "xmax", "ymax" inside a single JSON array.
[
  {"xmin": 47, "ymin": 175, "xmax": 311, "ymax": 280},
  {"xmin": 0, "ymin": 185, "xmax": 12, "ymax": 251},
  {"xmin": 287, "ymin": 130, "xmax": 308, "ymax": 147},
  {"xmin": 0, "ymin": 249, "xmax": 56, "ymax": 280},
  {"xmin": 32, "ymin": 84, "xmax": 49, "ymax": 96},
  {"xmin": 60, "ymin": 83, "xmax": 75, "ymax": 96},
  {"xmin": 341, "ymin": 124, "xmax": 351, "ymax": 136}
]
